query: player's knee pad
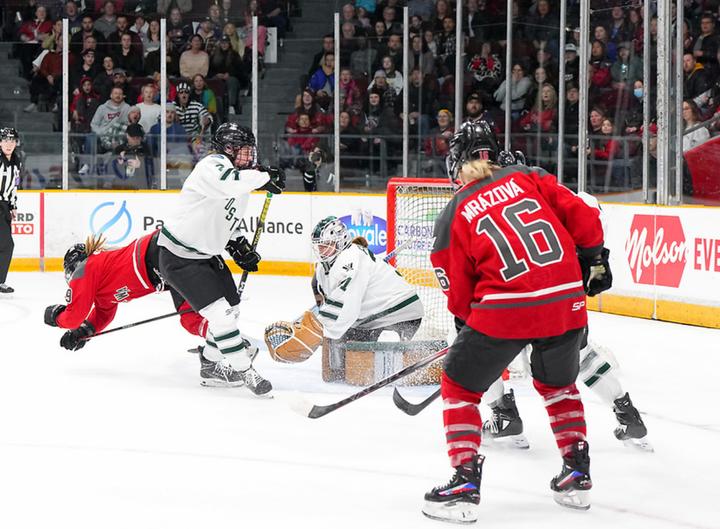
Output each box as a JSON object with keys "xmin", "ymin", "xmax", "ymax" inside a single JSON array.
[{"xmin": 199, "ymin": 299, "xmax": 243, "ymax": 358}]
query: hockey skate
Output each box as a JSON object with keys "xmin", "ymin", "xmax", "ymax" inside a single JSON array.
[
  {"xmin": 199, "ymin": 350, "xmax": 245, "ymax": 387},
  {"xmin": 0, "ymin": 283, "xmax": 14, "ymax": 298},
  {"xmin": 423, "ymin": 454, "xmax": 485, "ymax": 524},
  {"xmin": 613, "ymin": 392, "xmax": 653, "ymax": 452},
  {"xmin": 482, "ymin": 389, "xmax": 530, "ymax": 449},
  {"xmin": 239, "ymin": 366, "xmax": 273, "ymax": 396},
  {"xmin": 550, "ymin": 440, "xmax": 592, "ymax": 510}
]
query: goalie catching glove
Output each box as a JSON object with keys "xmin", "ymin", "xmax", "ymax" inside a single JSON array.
[
  {"xmin": 225, "ymin": 236, "xmax": 261, "ymax": 272},
  {"xmin": 264, "ymin": 310, "xmax": 323, "ymax": 363},
  {"xmin": 579, "ymin": 248, "xmax": 613, "ymax": 296}
]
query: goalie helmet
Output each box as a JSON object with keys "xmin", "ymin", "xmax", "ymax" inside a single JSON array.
[
  {"xmin": 211, "ymin": 123, "xmax": 257, "ymax": 169},
  {"xmin": 63, "ymin": 243, "xmax": 88, "ymax": 284},
  {"xmin": 445, "ymin": 120, "xmax": 500, "ymax": 188},
  {"xmin": 311, "ymin": 216, "xmax": 351, "ymax": 266}
]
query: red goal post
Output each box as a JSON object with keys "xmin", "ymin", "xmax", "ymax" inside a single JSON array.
[{"xmin": 386, "ymin": 178, "xmax": 456, "ymax": 341}]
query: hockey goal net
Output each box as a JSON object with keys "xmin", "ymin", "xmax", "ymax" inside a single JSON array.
[{"xmin": 387, "ymin": 178, "xmax": 456, "ymax": 341}]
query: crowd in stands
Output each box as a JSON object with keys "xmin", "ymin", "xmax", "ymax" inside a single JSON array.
[
  {"xmin": 5, "ymin": 0, "xmax": 295, "ymax": 187},
  {"xmin": 277, "ymin": 0, "xmax": 720, "ymax": 191},
  {"xmin": 5, "ymin": 0, "xmax": 720, "ymax": 192}
]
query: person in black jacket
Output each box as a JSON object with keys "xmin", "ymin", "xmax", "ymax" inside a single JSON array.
[
  {"xmin": 0, "ymin": 128, "xmax": 21, "ymax": 297},
  {"xmin": 210, "ymin": 35, "xmax": 247, "ymax": 114}
]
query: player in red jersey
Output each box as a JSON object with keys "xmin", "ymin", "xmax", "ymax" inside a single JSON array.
[
  {"xmin": 43, "ymin": 230, "xmax": 259, "ymax": 387},
  {"xmin": 422, "ymin": 121, "xmax": 612, "ymax": 523}
]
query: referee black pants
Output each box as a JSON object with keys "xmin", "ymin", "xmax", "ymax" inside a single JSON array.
[{"xmin": 0, "ymin": 201, "xmax": 14, "ymax": 284}]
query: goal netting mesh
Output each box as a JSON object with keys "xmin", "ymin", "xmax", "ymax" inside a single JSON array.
[{"xmin": 386, "ymin": 178, "xmax": 456, "ymax": 341}]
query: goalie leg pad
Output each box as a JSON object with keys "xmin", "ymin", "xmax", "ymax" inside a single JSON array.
[{"xmin": 265, "ymin": 311, "xmax": 324, "ymax": 364}]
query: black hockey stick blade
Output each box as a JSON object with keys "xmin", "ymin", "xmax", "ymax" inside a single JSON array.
[
  {"xmin": 289, "ymin": 346, "xmax": 449, "ymax": 419},
  {"xmin": 392, "ymin": 387, "xmax": 442, "ymax": 416}
]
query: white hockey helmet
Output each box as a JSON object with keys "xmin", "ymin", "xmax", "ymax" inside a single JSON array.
[{"xmin": 311, "ymin": 216, "xmax": 351, "ymax": 265}]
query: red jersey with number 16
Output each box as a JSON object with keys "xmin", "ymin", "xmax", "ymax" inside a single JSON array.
[{"xmin": 430, "ymin": 165, "xmax": 605, "ymax": 340}]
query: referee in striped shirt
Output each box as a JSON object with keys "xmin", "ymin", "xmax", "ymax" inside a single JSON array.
[{"xmin": 0, "ymin": 128, "xmax": 20, "ymax": 297}]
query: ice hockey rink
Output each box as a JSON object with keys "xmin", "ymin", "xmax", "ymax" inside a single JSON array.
[{"xmin": 0, "ymin": 272, "xmax": 717, "ymax": 529}]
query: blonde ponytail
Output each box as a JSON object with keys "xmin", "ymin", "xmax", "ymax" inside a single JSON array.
[
  {"xmin": 460, "ymin": 159, "xmax": 499, "ymax": 183},
  {"xmin": 84, "ymin": 233, "xmax": 110, "ymax": 255}
]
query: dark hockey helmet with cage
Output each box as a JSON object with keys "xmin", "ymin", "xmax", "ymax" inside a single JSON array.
[
  {"xmin": 0, "ymin": 127, "xmax": 19, "ymax": 141},
  {"xmin": 311, "ymin": 216, "xmax": 352, "ymax": 267},
  {"xmin": 445, "ymin": 120, "xmax": 500, "ymax": 188},
  {"xmin": 212, "ymin": 123, "xmax": 257, "ymax": 169},
  {"xmin": 63, "ymin": 243, "xmax": 88, "ymax": 284}
]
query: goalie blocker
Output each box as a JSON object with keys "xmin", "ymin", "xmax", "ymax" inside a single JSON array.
[{"xmin": 264, "ymin": 310, "xmax": 324, "ymax": 363}]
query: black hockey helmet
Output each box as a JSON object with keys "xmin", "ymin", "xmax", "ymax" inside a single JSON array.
[
  {"xmin": 445, "ymin": 120, "xmax": 499, "ymax": 188},
  {"xmin": 212, "ymin": 123, "xmax": 257, "ymax": 169},
  {"xmin": 63, "ymin": 243, "xmax": 88, "ymax": 284},
  {"xmin": 0, "ymin": 127, "xmax": 19, "ymax": 141}
]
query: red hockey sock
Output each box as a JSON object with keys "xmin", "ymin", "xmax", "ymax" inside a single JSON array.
[
  {"xmin": 178, "ymin": 301, "xmax": 208, "ymax": 338},
  {"xmin": 534, "ymin": 380, "xmax": 587, "ymax": 456},
  {"xmin": 441, "ymin": 372, "xmax": 484, "ymax": 468}
]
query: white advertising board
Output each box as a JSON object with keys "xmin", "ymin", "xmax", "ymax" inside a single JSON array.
[
  {"xmin": 38, "ymin": 191, "xmax": 387, "ymax": 263},
  {"xmin": 604, "ymin": 204, "xmax": 720, "ymax": 308},
  {"xmin": 11, "ymin": 192, "xmax": 40, "ymax": 259}
]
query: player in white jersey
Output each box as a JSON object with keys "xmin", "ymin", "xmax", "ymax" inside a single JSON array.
[
  {"xmin": 311, "ymin": 217, "xmax": 424, "ymax": 374},
  {"xmin": 157, "ymin": 123, "xmax": 285, "ymax": 395}
]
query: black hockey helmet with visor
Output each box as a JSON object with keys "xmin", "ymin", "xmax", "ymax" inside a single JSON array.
[
  {"xmin": 63, "ymin": 243, "xmax": 88, "ymax": 284},
  {"xmin": 212, "ymin": 123, "xmax": 257, "ymax": 169},
  {"xmin": 312, "ymin": 216, "xmax": 352, "ymax": 268},
  {"xmin": 445, "ymin": 120, "xmax": 499, "ymax": 189}
]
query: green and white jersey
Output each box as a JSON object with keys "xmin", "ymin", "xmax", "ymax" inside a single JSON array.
[
  {"xmin": 158, "ymin": 153, "xmax": 270, "ymax": 259},
  {"xmin": 314, "ymin": 244, "xmax": 424, "ymax": 339}
]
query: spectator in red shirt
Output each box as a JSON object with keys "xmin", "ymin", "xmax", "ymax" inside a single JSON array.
[{"xmin": 281, "ymin": 113, "xmax": 320, "ymax": 169}]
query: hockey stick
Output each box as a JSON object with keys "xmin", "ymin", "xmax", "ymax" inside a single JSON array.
[
  {"xmin": 291, "ymin": 237, "xmax": 417, "ymax": 323},
  {"xmin": 392, "ymin": 387, "xmax": 442, "ymax": 416},
  {"xmin": 237, "ymin": 192, "xmax": 273, "ymax": 300},
  {"xmin": 289, "ymin": 345, "xmax": 449, "ymax": 419},
  {"xmin": 83, "ymin": 308, "xmax": 194, "ymax": 340}
]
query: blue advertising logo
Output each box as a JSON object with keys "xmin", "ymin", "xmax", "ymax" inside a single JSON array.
[
  {"xmin": 90, "ymin": 200, "xmax": 132, "ymax": 245},
  {"xmin": 339, "ymin": 211, "xmax": 387, "ymax": 255}
]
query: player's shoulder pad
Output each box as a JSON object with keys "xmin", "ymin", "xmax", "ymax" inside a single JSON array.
[{"xmin": 334, "ymin": 245, "xmax": 362, "ymax": 271}]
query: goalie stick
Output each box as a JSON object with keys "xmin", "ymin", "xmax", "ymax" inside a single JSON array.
[
  {"xmin": 292, "ymin": 237, "xmax": 417, "ymax": 323},
  {"xmin": 289, "ymin": 345, "xmax": 449, "ymax": 419},
  {"xmin": 237, "ymin": 192, "xmax": 273, "ymax": 299},
  {"xmin": 392, "ymin": 387, "xmax": 442, "ymax": 416}
]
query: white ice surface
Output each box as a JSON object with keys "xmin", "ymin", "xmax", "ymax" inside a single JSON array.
[{"xmin": 0, "ymin": 272, "xmax": 718, "ymax": 529}]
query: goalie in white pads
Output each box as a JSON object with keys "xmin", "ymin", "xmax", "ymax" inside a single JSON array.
[{"xmin": 264, "ymin": 217, "xmax": 424, "ymax": 368}]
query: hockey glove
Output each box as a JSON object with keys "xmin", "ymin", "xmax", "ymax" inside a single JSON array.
[
  {"xmin": 60, "ymin": 320, "xmax": 96, "ymax": 351},
  {"xmin": 225, "ymin": 236, "xmax": 261, "ymax": 272},
  {"xmin": 44, "ymin": 304, "xmax": 66, "ymax": 327},
  {"xmin": 497, "ymin": 150, "xmax": 527, "ymax": 167},
  {"xmin": 256, "ymin": 165, "xmax": 286, "ymax": 194},
  {"xmin": 579, "ymin": 248, "xmax": 613, "ymax": 297}
]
